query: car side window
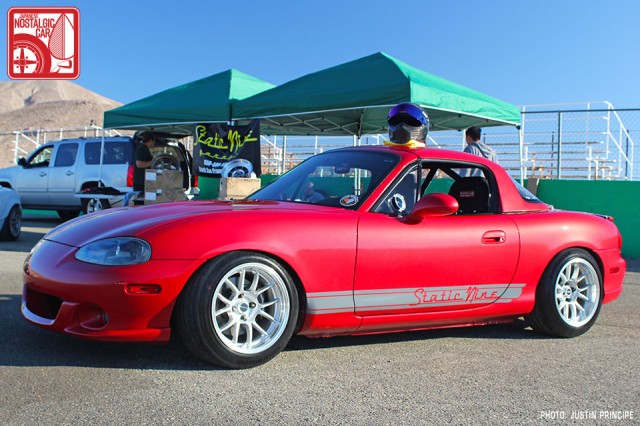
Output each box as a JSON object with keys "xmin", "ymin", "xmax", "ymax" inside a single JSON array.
[
  {"xmin": 54, "ymin": 143, "xmax": 78, "ymax": 167},
  {"xmin": 374, "ymin": 166, "xmax": 419, "ymax": 215},
  {"xmin": 421, "ymin": 162, "xmax": 498, "ymax": 215},
  {"xmin": 26, "ymin": 146, "xmax": 53, "ymax": 168}
]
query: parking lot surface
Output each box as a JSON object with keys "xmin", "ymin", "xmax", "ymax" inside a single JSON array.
[{"xmin": 1, "ymin": 216, "xmax": 638, "ymax": 425}]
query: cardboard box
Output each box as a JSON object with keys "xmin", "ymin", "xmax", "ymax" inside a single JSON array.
[
  {"xmin": 219, "ymin": 177, "xmax": 261, "ymax": 200},
  {"xmin": 144, "ymin": 169, "xmax": 183, "ymax": 191},
  {"xmin": 144, "ymin": 187, "xmax": 187, "ymax": 204},
  {"xmin": 144, "ymin": 169, "xmax": 185, "ymax": 205}
]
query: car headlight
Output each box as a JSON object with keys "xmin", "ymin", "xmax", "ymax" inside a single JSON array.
[{"xmin": 75, "ymin": 237, "xmax": 151, "ymax": 266}]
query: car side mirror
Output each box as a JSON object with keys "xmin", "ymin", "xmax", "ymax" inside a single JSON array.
[
  {"xmin": 410, "ymin": 193, "xmax": 459, "ymax": 218},
  {"xmin": 17, "ymin": 157, "xmax": 27, "ymax": 167}
]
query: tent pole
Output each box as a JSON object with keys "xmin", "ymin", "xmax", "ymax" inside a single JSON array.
[
  {"xmin": 282, "ymin": 136, "xmax": 287, "ymax": 174},
  {"xmin": 272, "ymin": 135, "xmax": 277, "ymax": 174},
  {"xmin": 353, "ymin": 134, "xmax": 362, "ymax": 194},
  {"xmin": 98, "ymin": 128, "xmax": 105, "ymax": 187}
]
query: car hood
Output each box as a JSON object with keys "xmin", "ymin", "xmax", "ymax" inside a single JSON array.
[
  {"xmin": 0, "ymin": 186, "xmax": 20, "ymax": 205},
  {"xmin": 44, "ymin": 200, "xmax": 338, "ymax": 247}
]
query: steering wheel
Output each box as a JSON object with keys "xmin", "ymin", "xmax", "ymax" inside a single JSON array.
[{"xmin": 151, "ymin": 154, "xmax": 180, "ymax": 170}]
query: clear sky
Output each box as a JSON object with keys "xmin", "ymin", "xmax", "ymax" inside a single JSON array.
[{"xmin": 2, "ymin": 0, "xmax": 639, "ymax": 108}]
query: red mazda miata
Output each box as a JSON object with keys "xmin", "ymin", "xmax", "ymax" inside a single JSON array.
[{"xmin": 22, "ymin": 146, "xmax": 625, "ymax": 368}]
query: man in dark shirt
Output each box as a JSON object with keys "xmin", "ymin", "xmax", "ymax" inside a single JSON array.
[{"xmin": 132, "ymin": 133, "xmax": 155, "ymax": 204}]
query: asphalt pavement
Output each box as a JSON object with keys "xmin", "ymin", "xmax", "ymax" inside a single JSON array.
[{"xmin": 0, "ymin": 216, "xmax": 638, "ymax": 425}]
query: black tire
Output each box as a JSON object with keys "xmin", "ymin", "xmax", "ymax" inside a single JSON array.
[
  {"xmin": 0, "ymin": 205, "xmax": 21, "ymax": 241},
  {"xmin": 175, "ymin": 251, "xmax": 299, "ymax": 369},
  {"xmin": 81, "ymin": 198, "xmax": 111, "ymax": 215},
  {"xmin": 57, "ymin": 210, "xmax": 80, "ymax": 221},
  {"xmin": 526, "ymin": 248, "xmax": 603, "ymax": 338},
  {"xmin": 151, "ymin": 154, "xmax": 180, "ymax": 170}
]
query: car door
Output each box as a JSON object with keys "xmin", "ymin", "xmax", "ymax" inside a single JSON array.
[
  {"xmin": 47, "ymin": 142, "xmax": 79, "ymax": 206},
  {"xmin": 15, "ymin": 144, "xmax": 54, "ymax": 206},
  {"xmin": 353, "ymin": 162, "xmax": 520, "ymax": 317}
]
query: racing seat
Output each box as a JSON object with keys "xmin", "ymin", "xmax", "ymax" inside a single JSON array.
[{"xmin": 448, "ymin": 177, "xmax": 489, "ymax": 214}]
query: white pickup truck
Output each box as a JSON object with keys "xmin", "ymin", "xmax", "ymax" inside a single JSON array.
[{"xmin": 0, "ymin": 135, "xmax": 194, "ymax": 219}]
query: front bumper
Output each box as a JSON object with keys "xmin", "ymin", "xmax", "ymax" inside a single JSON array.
[{"xmin": 22, "ymin": 239, "xmax": 205, "ymax": 342}]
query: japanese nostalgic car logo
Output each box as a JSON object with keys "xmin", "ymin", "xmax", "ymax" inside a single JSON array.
[{"xmin": 7, "ymin": 7, "xmax": 80, "ymax": 79}]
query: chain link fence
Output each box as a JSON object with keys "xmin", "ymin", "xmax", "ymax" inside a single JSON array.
[
  {"xmin": 518, "ymin": 104, "xmax": 636, "ymax": 181},
  {"xmin": 2, "ymin": 105, "xmax": 638, "ymax": 181},
  {"xmin": 261, "ymin": 105, "xmax": 640, "ymax": 181}
]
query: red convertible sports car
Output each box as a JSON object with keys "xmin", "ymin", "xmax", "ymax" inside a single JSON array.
[{"xmin": 22, "ymin": 145, "xmax": 625, "ymax": 368}]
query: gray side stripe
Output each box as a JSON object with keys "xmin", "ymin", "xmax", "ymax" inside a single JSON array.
[{"xmin": 307, "ymin": 284, "xmax": 526, "ymax": 315}]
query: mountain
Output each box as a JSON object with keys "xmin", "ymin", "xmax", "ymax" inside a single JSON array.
[
  {"xmin": 0, "ymin": 80, "xmax": 123, "ymax": 167},
  {"xmin": 0, "ymin": 80, "xmax": 121, "ymax": 131}
]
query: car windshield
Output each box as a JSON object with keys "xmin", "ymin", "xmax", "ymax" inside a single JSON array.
[{"xmin": 250, "ymin": 150, "xmax": 400, "ymax": 209}]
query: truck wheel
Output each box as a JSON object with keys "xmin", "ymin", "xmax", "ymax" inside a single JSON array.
[{"xmin": 82, "ymin": 198, "xmax": 111, "ymax": 215}]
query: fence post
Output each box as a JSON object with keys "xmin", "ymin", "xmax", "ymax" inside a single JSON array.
[
  {"xmin": 625, "ymin": 133, "xmax": 629, "ymax": 178},
  {"xmin": 13, "ymin": 132, "xmax": 19, "ymax": 163},
  {"xmin": 557, "ymin": 111, "xmax": 562, "ymax": 179}
]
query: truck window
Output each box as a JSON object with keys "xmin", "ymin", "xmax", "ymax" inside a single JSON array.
[
  {"xmin": 27, "ymin": 145, "xmax": 53, "ymax": 167},
  {"xmin": 54, "ymin": 143, "xmax": 78, "ymax": 167},
  {"xmin": 85, "ymin": 142, "xmax": 133, "ymax": 165}
]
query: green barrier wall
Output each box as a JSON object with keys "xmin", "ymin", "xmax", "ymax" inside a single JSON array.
[
  {"xmin": 532, "ymin": 180, "xmax": 640, "ymax": 259},
  {"xmin": 198, "ymin": 175, "xmax": 280, "ymax": 200}
]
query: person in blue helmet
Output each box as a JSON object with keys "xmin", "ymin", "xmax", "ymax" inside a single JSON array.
[
  {"xmin": 380, "ymin": 103, "xmax": 429, "ymax": 214},
  {"xmin": 385, "ymin": 102, "xmax": 430, "ymax": 148}
]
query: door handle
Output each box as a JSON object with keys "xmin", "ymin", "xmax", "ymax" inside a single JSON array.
[
  {"xmin": 482, "ymin": 230, "xmax": 506, "ymax": 244},
  {"xmin": 65, "ymin": 170, "xmax": 74, "ymax": 176},
  {"xmin": 39, "ymin": 172, "xmax": 47, "ymax": 177}
]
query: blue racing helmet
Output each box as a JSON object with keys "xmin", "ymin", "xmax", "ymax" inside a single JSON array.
[{"xmin": 387, "ymin": 103, "xmax": 429, "ymax": 144}]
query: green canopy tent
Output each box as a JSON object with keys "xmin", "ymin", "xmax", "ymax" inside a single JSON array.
[
  {"xmin": 103, "ymin": 69, "xmax": 275, "ymax": 134},
  {"xmin": 232, "ymin": 52, "xmax": 520, "ymax": 136},
  {"xmin": 101, "ymin": 69, "xmax": 275, "ymax": 199}
]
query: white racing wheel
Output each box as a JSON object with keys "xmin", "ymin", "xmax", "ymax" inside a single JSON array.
[{"xmin": 221, "ymin": 159, "xmax": 253, "ymax": 178}]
